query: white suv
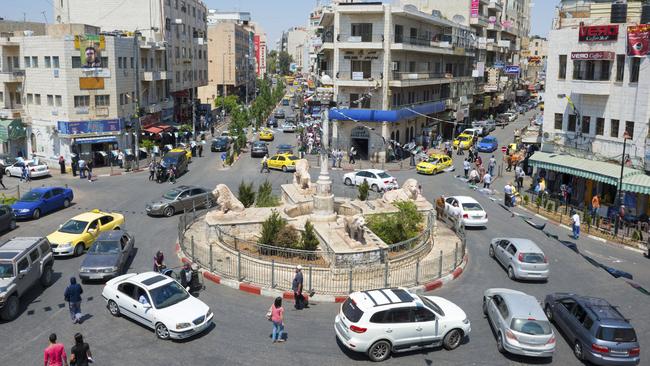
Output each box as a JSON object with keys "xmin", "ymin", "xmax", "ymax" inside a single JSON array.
[{"xmin": 334, "ymin": 288, "xmax": 471, "ymax": 362}]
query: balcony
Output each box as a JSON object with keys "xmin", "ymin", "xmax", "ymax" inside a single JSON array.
[
  {"xmin": 470, "ymin": 15, "xmax": 489, "ymax": 28},
  {"xmin": 143, "ymin": 103, "xmax": 163, "ymax": 114},
  {"xmin": 391, "ymin": 35, "xmax": 455, "ymax": 55},
  {"xmin": 142, "ymin": 71, "xmax": 169, "ymax": 81},
  {"xmin": 568, "ymin": 80, "xmax": 612, "ymax": 96},
  {"xmin": 487, "ymin": 21, "xmax": 501, "ymax": 31},
  {"xmin": 389, "ymin": 71, "xmax": 448, "ymax": 87},
  {"xmin": 337, "ymin": 33, "xmax": 383, "ymax": 49},
  {"xmin": 488, "ymin": 0, "xmax": 503, "ymax": 11},
  {"xmin": 336, "ymin": 71, "xmax": 382, "ymax": 87},
  {"xmin": 0, "ymin": 70, "xmax": 24, "ymax": 83}
]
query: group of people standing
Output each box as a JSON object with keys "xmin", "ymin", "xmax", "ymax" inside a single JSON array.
[
  {"xmin": 463, "ymin": 152, "xmax": 497, "ymax": 190},
  {"xmin": 43, "ymin": 332, "xmax": 93, "ymax": 366},
  {"xmin": 148, "ymin": 161, "xmax": 177, "ymax": 184}
]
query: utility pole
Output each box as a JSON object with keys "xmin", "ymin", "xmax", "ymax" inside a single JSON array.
[{"xmin": 133, "ymin": 31, "xmax": 141, "ymax": 170}]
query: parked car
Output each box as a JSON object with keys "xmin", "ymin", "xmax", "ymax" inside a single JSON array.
[
  {"xmin": 499, "ymin": 113, "xmax": 517, "ymax": 123},
  {"xmin": 79, "ymin": 230, "xmax": 134, "ymax": 282},
  {"xmin": 210, "ymin": 137, "xmax": 230, "ymax": 152},
  {"xmin": 443, "ymin": 196, "xmax": 488, "ymax": 228},
  {"xmin": 5, "ymin": 160, "xmax": 50, "ymax": 178},
  {"xmin": 416, "ymin": 154, "xmax": 453, "ymax": 175},
  {"xmin": 477, "ymin": 136, "xmax": 499, "ymax": 153},
  {"xmin": 146, "ymin": 185, "xmax": 214, "ymax": 217},
  {"xmin": 274, "ymin": 110, "xmax": 285, "ymax": 119},
  {"xmin": 102, "ymin": 272, "xmax": 213, "ymax": 340},
  {"xmin": 0, "ymin": 237, "xmax": 54, "ymax": 320},
  {"xmin": 47, "ymin": 209, "xmax": 125, "ymax": 257},
  {"xmin": 489, "ymin": 238, "xmax": 549, "ymax": 281},
  {"xmin": 471, "ymin": 120, "xmax": 496, "ymax": 136},
  {"xmin": 276, "ymin": 144, "xmax": 294, "ymax": 155},
  {"xmin": 0, "ymin": 204, "xmax": 16, "ymax": 232},
  {"xmin": 266, "ymin": 153, "xmax": 299, "ymax": 172},
  {"xmin": 161, "ymin": 151, "xmax": 189, "ymax": 176},
  {"xmin": 219, "ymin": 130, "xmax": 233, "ymax": 141},
  {"xmin": 483, "ymin": 288, "xmax": 556, "ymax": 358},
  {"xmin": 343, "ymin": 169, "xmax": 398, "ymax": 192},
  {"xmin": 11, "ymin": 187, "xmax": 74, "ymax": 220},
  {"xmin": 282, "ymin": 123, "xmax": 297, "ymax": 133},
  {"xmin": 544, "ymin": 293, "xmax": 640, "ymax": 365},
  {"xmin": 251, "ymin": 142, "xmax": 269, "ymax": 158}
]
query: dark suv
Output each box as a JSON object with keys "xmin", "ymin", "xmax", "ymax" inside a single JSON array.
[{"xmin": 544, "ymin": 293, "xmax": 640, "ymax": 365}]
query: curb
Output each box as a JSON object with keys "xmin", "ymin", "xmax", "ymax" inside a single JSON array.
[
  {"xmin": 175, "ymin": 242, "xmax": 469, "ymax": 303},
  {"xmin": 97, "ymin": 168, "xmax": 146, "ymax": 178}
]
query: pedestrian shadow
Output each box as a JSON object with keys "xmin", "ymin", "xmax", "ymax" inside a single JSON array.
[
  {"xmin": 77, "ymin": 313, "xmax": 93, "ymax": 324},
  {"xmin": 268, "ymin": 331, "xmax": 289, "ymax": 342}
]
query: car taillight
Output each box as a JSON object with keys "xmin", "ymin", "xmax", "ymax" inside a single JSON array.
[
  {"xmin": 546, "ymin": 335, "xmax": 556, "ymax": 345},
  {"xmin": 505, "ymin": 329, "xmax": 517, "ymax": 341},
  {"xmin": 544, "ymin": 255, "xmax": 548, "ymax": 263},
  {"xmin": 629, "ymin": 347, "xmax": 640, "ymax": 357},
  {"xmin": 350, "ymin": 325, "xmax": 367, "ymax": 333},
  {"xmin": 592, "ymin": 344, "xmax": 609, "ymax": 354},
  {"xmin": 518, "ymin": 253, "xmax": 525, "ymax": 262},
  {"xmin": 463, "ymin": 213, "xmax": 469, "ymax": 219},
  {"xmin": 30, "ymin": 168, "xmax": 35, "ymax": 172}
]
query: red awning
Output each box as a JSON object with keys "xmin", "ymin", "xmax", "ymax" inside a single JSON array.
[{"xmin": 144, "ymin": 124, "xmax": 172, "ymax": 134}]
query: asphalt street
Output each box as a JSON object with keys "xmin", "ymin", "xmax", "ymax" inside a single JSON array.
[{"xmin": 0, "ymin": 102, "xmax": 647, "ymax": 366}]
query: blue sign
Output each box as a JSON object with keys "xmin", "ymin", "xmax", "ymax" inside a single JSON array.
[
  {"xmin": 494, "ymin": 61, "xmax": 505, "ymax": 69},
  {"xmin": 58, "ymin": 119, "xmax": 123, "ymax": 135},
  {"xmin": 505, "ymin": 65, "xmax": 520, "ymax": 74}
]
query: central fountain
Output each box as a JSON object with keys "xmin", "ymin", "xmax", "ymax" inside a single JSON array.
[{"xmin": 311, "ymin": 109, "xmax": 337, "ymax": 222}]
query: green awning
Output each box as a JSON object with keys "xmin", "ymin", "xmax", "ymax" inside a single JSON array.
[
  {"xmin": 528, "ymin": 152, "xmax": 642, "ymax": 186},
  {"xmin": 622, "ymin": 174, "xmax": 650, "ymax": 195},
  {"xmin": 0, "ymin": 119, "xmax": 26, "ymax": 142}
]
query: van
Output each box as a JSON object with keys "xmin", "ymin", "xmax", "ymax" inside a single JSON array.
[{"xmin": 161, "ymin": 151, "xmax": 188, "ymax": 176}]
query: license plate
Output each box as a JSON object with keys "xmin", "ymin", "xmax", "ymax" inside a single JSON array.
[
  {"xmin": 472, "ymin": 215, "xmax": 482, "ymax": 219},
  {"xmin": 88, "ymin": 273, "xmax": 105, "ymax": 279}
]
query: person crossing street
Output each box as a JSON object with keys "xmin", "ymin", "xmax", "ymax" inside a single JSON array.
[
  {"xmin": 292, "ymin": 265, "xmax": 305, "ymax": 310},
  {"xmin": 260, "ymin": 154, "xmax": 270, "ymax": 173}
]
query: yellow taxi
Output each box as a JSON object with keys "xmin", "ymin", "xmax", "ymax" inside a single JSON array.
[
  {"xmin": 416, "ymin": 154, "xmax": 453, "ymax": 175},
  {"xmin": 259, "ymin": 128, "xmax": 274, "ymax": 141},
  {"xmin": 170, "ymin": 147, "xmax": 192, "ymax": 161},
  {"xmin": 453, "ymin": 133, "xmax": 474, "ymax": 150},
  {"xmin": 266, "ymin": 153, "xmax": 299, "ymax": 172},
  {"xmin": 47, "ymin": 209, "xmax": 125, "ymax": 257}
]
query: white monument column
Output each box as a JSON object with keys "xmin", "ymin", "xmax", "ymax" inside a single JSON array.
[{"xmin": 311, "ymin": 109, "xmax": 336, "ymax": 221}]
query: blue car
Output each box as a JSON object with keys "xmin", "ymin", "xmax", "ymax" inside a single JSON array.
[
  {"xmin": 477, "ymin": 136, "xmax": 498, "ymax": 152},
  {"xmin": 11, "ymin": 186, "xmax": 74, "ymax": 220}
]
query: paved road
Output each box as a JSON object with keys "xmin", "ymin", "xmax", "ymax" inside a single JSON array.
[{"xmin": 0, "ymin": 103, "xmax": 647, "ymax": 366}]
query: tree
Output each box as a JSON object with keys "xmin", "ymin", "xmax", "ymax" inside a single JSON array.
[
  {"xmin": 358, "ymin": 180, "xmax": 369, "ymax": 201},
  {"xmin": 258, "ymin": 209, "xmax": 287, "ymax": 246},
  {"xmin": 276, "ymin": 225, "xmax": 301, "ymax": 249},
  {"xmin": 238, "ymin": 181, "xmax": 255, "ymax": 208},
  {"xmin": 278, "ymin": 51, "xmax": 294, "ymax": 75},
  {"xmin": 214, "ymin": 95, "xmax": 240, "ymax": 113},
  {"xmin": 266, "ymin": 50, "xmax": 278, "ymax": 75},
  {"xmin": 301, "ymin": 220, "xmax": 319, "ymax": 251},
  {"xmin": 366, "ymin": 201, "xmax": 423, "ymax": 244},
  {"xmin": 256, "ymin": 180, "xmax": 280, "ymax": 207}
]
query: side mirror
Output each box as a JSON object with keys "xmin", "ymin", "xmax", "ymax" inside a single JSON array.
[
  {"xmin": 143, "ymin": 304, "xmax": 152, "ymax": 309},
  {"xmin": 19, "ymin": 268, "xmax": 29, "ymax": 276},
  {"xmin": 88, "ymin": 228, "xmax": 96, "ymax": 234}
]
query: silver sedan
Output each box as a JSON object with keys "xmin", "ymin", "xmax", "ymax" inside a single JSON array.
[
  {"xmin": 489, "ymin": 238, "xmax": 549, "ymax": 281},
  {"xmin": 146, "ymin": 185, "xmax": 214, "ymax": 217}
]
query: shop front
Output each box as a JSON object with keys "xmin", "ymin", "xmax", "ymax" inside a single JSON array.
[
  {"xmin": 0, "ymin": 119, "xmax": 27, "ymax": 157},
  {"xmin": 73, "ymin": 136, "xmax": 119, "ymax": 166},
  {"xmin": 57, "ymin": 119, "xmax": 124, "ymax": 167}
]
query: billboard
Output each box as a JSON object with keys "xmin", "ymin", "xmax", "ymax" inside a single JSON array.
[
  {"xmin": 627, "ymin": 25, "xmax": 650, "ymax": 56},
  {"xmin": 75, "ymin": 35, "xmax": 105, "ymax": 69},
  {"xmin": 57, "ymin": 119, "xmax": 123, "ymax": 135},
  {"xmin": 254, "ymin": 35, "xmax": 261, "ymax": 76},
  {"xmin": 570, "ymin": 51, "xmax": 615, "ymax": 60},
  {"xmin": 470, "ymin": 0, "xmax": 479, "ymax": 18},
  {"xmin": 578, "ymin": 24, "xmax": 619, "ymax": 42}
]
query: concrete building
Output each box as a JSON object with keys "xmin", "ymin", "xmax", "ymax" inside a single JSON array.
[
  {"xmin": 318, "ymin": 1, "xmax": 475, "ymax": 162},
  {"xmin": 521, "ymin": 36, "xmax": 547, "ymax": 84},
  {"xmin": 284, "ymin": 27, "xmax": 310, "ymax": 72},
  {"xmin": 0, "ymin": 20, "xmax": 47, "ymax": 37},
  {"xmin": 0, "ymin": 23, "xmax": 168, "ymax": 165},
  {"xmin": 54, "ymin": 0, "xmax": 208, "ymax": 126},
  {"xmin": 534, "ymin": 0, "xmax": 650, "ymax": 216}
]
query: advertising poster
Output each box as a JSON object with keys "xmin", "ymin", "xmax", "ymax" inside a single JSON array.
[
  {"xmin": 470, "ymin": 0, "xmax": 479, "ymax": 18},
  {"xmin": 75, "ymin": 35, "xmax": 105, "ymax": 69},
  {"xmin": 627, "ymin": 25, "xmax": 650, "ymax": 56}
]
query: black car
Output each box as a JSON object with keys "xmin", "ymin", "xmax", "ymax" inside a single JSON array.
[
  {"xmin": 274, "ymin": 110, "xmax": 285, "ymax": 119},
  {"xmin": 251, "ymin": 142, "xmax": 269, "ymax": 158},
  {"xmin": 0, "ymin": 204, "xmax": 16, "ymax": 232},
  {"xmin": 276, "ymin": 144, "xmax": 294, "ymax": 155},
  {"xmin": 267, "ymin": 118, "xmax": 278, "ymax": 128},
  {"xmin": 211, "ymin": 137, "xmax": 230, "ymax": 152},
  {"xmin": 161, "ymin": 151, "xmax": 189, "ymax": 176}
]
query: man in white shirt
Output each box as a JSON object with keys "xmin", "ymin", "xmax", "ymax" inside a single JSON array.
[
  {"xmin": 504, "ymin": 183, "xmax": 514, "ymax": 207},
  {"xmin": 469, "ymin": 168, "xmax": 479, "ymax": 184},
  {"xmin": 571, "ymin": 211, "xmax": 581, "ymax": 239},
  {"xmin": 463, "ymin": 159, "xmax": 471, "ymax": 179},
  {"xmin": 483, "ymin": 172, "xmax": 492, "ymax": 189}
]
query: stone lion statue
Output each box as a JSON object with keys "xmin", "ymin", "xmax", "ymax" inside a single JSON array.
[
  {"xmin": 212, "ymin": 184, "xmax": 245, "ymax": 213},
  {"xmin": 343, "ymin": 214, "xmax": 366, "ymax": 243},
  {"xmin": 293, "ymin": 159, "xmax": 311, "ymax": 190},
  {"xmin": 382, "ymin": 178, "xmax": 420, "ymax": 203}
]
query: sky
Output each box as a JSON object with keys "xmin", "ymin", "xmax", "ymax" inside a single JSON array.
[{"xmin": 4, "ymin": 0, "xmax": 556, "ymax": 45}]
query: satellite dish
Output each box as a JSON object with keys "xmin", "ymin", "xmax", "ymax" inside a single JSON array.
[{"xmin": 452, "ymin": 15, "xmax": 466, "ymax": 24}]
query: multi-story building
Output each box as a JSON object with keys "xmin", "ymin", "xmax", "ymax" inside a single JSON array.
[
  {"xmin": 54, "ymin": 0, "xmax": 208, "ymax": 126},
  {"xmin": 318, "ymin": 1, "xmax": 475, "ymax": 162},
  {"xmin": 534, "ymin": 0, "xmax": 650, "ymax": 217},
  {"xmin": 521, "ymin": 36, "xmax": 547, "ymax": 84},
  {"xmin": 284, "ymin": 27, "xmax": 310, "ymax": 73},
  {"xmin": 0, "ymin": 23, "xmax": 168, "ymax": 164}
]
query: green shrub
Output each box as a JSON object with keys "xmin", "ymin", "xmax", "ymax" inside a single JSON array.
[
  {"xmin": 301, "ymin": 220, "xmax": 320, "ymax": 251},
  {"xmin": 256, "ymin": 180, "xmax": 280, "ymax": 207},
  {"xmin": 632, "ymin": 229, "xmax": 642, "ymax": 241},
  {"xmin": 258, "ymin": 210, "xmax": 286, "ymax": 246},
  {"xmin": 225, "ymin": 152, "xmax": 234, "ymax": 166},
  {"xmin": 366, "ymin": 201, "xmax": 423, "ymax": 244},
  {"xmin": 535, "ymin": 196, "xmax": 542, "ymax": 208},
  {"xmin": 523, "ymin": 195, "xmax": 530, "ymax": 204},
  {"xmin": 546, "ymin": 201, "xmax": 554, "ymax": 212},
  {"xmin": 238, "ymin": 181, "xmax": 255, "ymax": 208},
  {"xmin": 276, "ymin": 225, "xmax": 301, "ymax": 248},
  {"xmin": 358, "ymin": 179, "xmax": 369, "ymax": 201}
]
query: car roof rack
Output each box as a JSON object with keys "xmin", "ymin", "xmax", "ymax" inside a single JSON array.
[{"xmin": 362, "ymin": 288, "xmax": 414, "ymax": 307}]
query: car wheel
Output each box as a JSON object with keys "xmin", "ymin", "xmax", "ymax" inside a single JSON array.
[
  {"xmin": 432, "ymin": 169, "xmax": 438, "ymax": 175},
  {"xmin": 113, "ymin": 226, "xmax": 120, "ymax": 230},
  {"xmin": 443, "ymin": 329, "xmax": 463, "ymax": 350},
  {"xmin": 74, "ymin": 243, "xmax": 85, "ymax": 257},
  {"xmin": 63, "ymin": 199, "xmax": 70, "ymax": 208},
  {"xmin": 9, "ymin": 220, "xmax": 16, "ymax": 230},
  {"xmin": 39, "ymin": 265, "xmax": 54, "ymax": 287},
  {"xmin": 489, "ymin": 245, "xmax": 495, "ymax": 258},
  {"xmin": 368, "ymin": 340, "xmax": 391, "ymax": 362},
  {"xmin": 32, "ymin": 209, "xmax": 41, "ymax": 220},
  {"xmin": 107, "ymin": 300, "xmax": 120, "ymax": 317},
  {"xmin": 545, "ymin": 304, "xmax": 553, "ymax": 321},
  {"xmin": 163, "ymin": 206, "xmax": 175, "ymax": 217},
  {"xmin": 5, "ymin": 169, "xmax": 10, "ymax": 177},
  {"xmin": 344, "ymin": 178, "xmax": 352, "ymax": 186},
  {"xmin": 282, "ymin": 165, "xmax": 287, "ymax": 172},
  {"xmin": 0, "ymin": 295, "xmax": 19, "ymax": 321},
  {"xmin": 507, "ymin": 266, "xmax": 516, "ymax": 280},
  {"xmin": 156, "ymin": 323, "xmax": 171, "ymax": 340},
  {"xmin": 573, "ymin": 341, "xmax": 583, "ymax": 360},
  {"xmin": 496, "ymin": 333, "xmax": 505, "ymax": 354},
  {"xmin": 371, "ymin": 184, "xmax": 379, "ymax": 192}
]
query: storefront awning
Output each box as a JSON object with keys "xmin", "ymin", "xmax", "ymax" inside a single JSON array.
[
  {"xmin": 622, "ymin": 174, "xmax": 650, "ymax": 195},
  {"xmin": 529, "ymin": 152, "xmax": 643, "ymax": 186},
  {"xmin": 0, "ymin": 119, "xmax": 26, "ymax": 142},
  {"xmin": 329, "ymin": 100, "xmax": 447, "ymax": 123},
  {"xmin": 144, "ymin": 125, "xmax": 172, "ymax": 134},
  {"xmin": 74, "ymin": 136, "xmax": 118, "ymax": 144}
]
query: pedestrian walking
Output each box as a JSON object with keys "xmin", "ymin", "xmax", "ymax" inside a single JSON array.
[
  {"xmin": 268, "ymin": 297, "xmax": 286, "ymax": 343},
  {"xmin": 292, "ymin": 265, "xmax": 305, "ymax": 310},
  {"xmin": 591, "ymin": 194, "xmax": 600, "ymax": 224},
  {"xmin": 331, "ymin": 150, "xmax": 337, "ymax": 168},
  {"xmin": 43, "ymin": 333, "xmax": 68, "ymax": 366},
  {"xmin": 71, "ymin": 156, "xmax": 78, "ymax": 177},
  {"xmin": 463, "ymin": 159, "xmax": 470, "ymax": 179},
  {"xmin": 260, "ymin": 154, "xmax": 270, "ymax": 173},
  {"xmin": 198, "ymin": 143, "xmax": 203, "ymax": 158},
  {"xmin": 469, "ymin": 168, "xmax": 479, "ymax": 184},
  {"xmin": 337, "ymin": 149, "xmax": 343, "ymax": 168},
  {"xmin": 169, "ymin": 164, "xmax": 177, "ymax": 184},
  {"xmin": 64, "ymin": 277, "xmax": 84, "ymax": 324},
  {"xmin": 516, "ymin": 168, "xmax": 525, "ymax": 191},
  {"xmin": 488, "ymin": 155, "xmax": 496, "ymax": 176},
  {"xmin": 78, "ymin": 159, "xmax": 86, "ymax": 179},
  {"xmin": 475, "ymin": 155, "xmax": 482, "ymax": 168},
  {"xmin": 148, "ymin": 161, "xmax": 155, "ymax": 181},
  {"xmin": 483, "ymin": 172, "xmax": 492, "ymax": 189},
  {"xmin": 69, "ymin": 333, "xmax": 93, "ymax": 366},
  {"xmin": 349, "ymin": 147, "xmax": 356, "ymax": 164},
  {"xmin": 0, "ymin": 166, "xmax": 6, "ymax": 189},
  {"xmin": 59, "ymin": 156, "xmax": 66, "ymax": 174},
  {"xmin": 504, "ymin": 182, "xmax": 514, "ymax": 207},
  {"xmin": 468, "ymin": 148, "xmax": 475, "ymax": 163},
  {"xmin": 571, "ymin": 210, "xmax": 581, "ymax": 239},
  {"xmin": 210, "ymin": 124, "xmax": 215, "ymax": 136},
  {"xmin": 117, "ymin": 150, "xmax": 124, "ymax": 169}
]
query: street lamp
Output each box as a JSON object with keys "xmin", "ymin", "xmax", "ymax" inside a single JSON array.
[{"xmin": 614, "ymin": 130, "xmax": 631, "ymax": 236}]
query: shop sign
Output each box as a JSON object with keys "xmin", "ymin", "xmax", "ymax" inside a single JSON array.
[
  {"xmin": 350, "ymin": 126, "xmax": 370, "ymax": 139},
  {"xmin": 579, "ymin": 24, "xmax": 619, "ymax": 42},
  {"xmin": 627, "ymin": 24, "xmax": 650, "ymax": 56},
  {"xmin": 470, "ymin": 0, "xmax": 479, "ymax": 17},
  {"xmin": 57, "ymin": 119, "xmax": 123, "ymax": 135},
  {"xmin": 570, "ymin": 51, "xmax": 615, "ymax": 60},
  {"xmin": 505, "ymin": 65, "xmax": 520, "ymax": 74}
]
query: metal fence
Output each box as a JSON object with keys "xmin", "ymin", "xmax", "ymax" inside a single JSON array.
[{"xmin": 178, "ymin": 209, "xmax": 466, "ymax": 295}]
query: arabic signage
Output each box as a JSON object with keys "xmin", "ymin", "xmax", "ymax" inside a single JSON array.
[
  {"xmin": 627, "ymin": 24, "xmax": 650, "ymax": 56},
  {"xmin": 570, "ymin": 51, "xmax": 615, "ymax": 60},
  {"xmin": 57, "ymin": 119, "xmax": 123, "ymax": 135},
  {"xmin": 578, "ymin": 24, "xmax": 619, "ymax": 42},
  {"xmin": 505, "ymin": 65, "xmax": 520, "ymax": 74},
  {"xmin": 470, "ymin": 0, "xmax": 479, "ymax": 18}
]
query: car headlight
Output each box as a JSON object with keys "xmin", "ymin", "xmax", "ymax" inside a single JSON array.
[
  {"xmin": 102, "ymin": 267, "xmax": 118, "ymax": 273},
  {"xmin": 176, "ymin": 322, "xmax": 192, "ymax": 330},
  {"xmin": 18, "ymin": 209, "xmax": 30, "ymax": 213},
  {"xmin": 60, "ymin": 242, "xmax": 72, "ymax": 248},
  {"xmin": 463, "ymin": 318, "xmax": 470, "ymax": 324},
  {"xmin": 80, "ymin": 267, "xmax": 90, "ymax": 273}
]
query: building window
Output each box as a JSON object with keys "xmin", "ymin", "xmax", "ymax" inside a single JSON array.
[
  {"xmin": 616, "ymin": 54, "xmax": 625, "ymax": 81},
  {"xmin": 581, "ymin": 116, "xmax": 590, "ymax": 134},
  {"xmin": 71, "ymin": 56, "xmax": 81, "ymax": 68},
  {"xmin": 350, "ymin": 93, "xmax": 370, "ymax": 108},
  {"xmin": 31, "ymin": 56, "xmax": 38, "ymax": 68},
  {"xmin": 596, "ymin": 118, "xmax": 604, "ymax": 135},
  {"xmin": 600, "ymin": 60, "xmax": 611, "ymax": 81},
  {"xmin": 95, "ymin": 95, "xmax": 110, "ymax": 107},
  {"xmin": 130, "ymin": 57, "xmax": 134, "ymax": 68},
  {"xmin": 0, "ymin": 92, "xmax": 3, "ymax": 104},
  {"xmin": 14, "ymin": 92, "xmax": 20, "ymax": 105},
  {"xmin": 567, "ymin": 114, "xmax": 576, "ymax": 132},
  {"xmin": 74, "ymin": 95, "xmax": 90, "ymax": 107},
  {"xmin": 55, "ymin": 95, "xmax": 62, "ymax": 107},
  {"xmin": 351, "ymin": 23, "xmax": 373, "ymax": 42},
  {"xmin": 34, "ymin": 94, "xmax": 41, "ymax": 105},
  {"xmin": 558, "ymin": 55, "xmax": 567, "ymax": 79},
  {"xmin": 610, "ymin": 119, "xmax": 619, "ymax": 138},
  {"xmin": 625, "ymin": 121, "xmax": 634, "ymax": 139},
  {"xmin": 44, "ymin": 56, "xmax": 51, "ymax": 68},
  {"xmin": 351, "ymin": 60, "xmax": 371, "ymax": 78},
  {"xmin": 118, "ymin": 57, "xmax": 123, "ymax": 68},
  {"xmin": 554, "ymin": 113, "xmax": 563, "ymax": 130},
  {"xmin": 24, "ymin": 56, "xmax": 31, "ymax": 68},
  {"xmin": 53, "ymin": 56, "xmax": 59, "ymax": 68},
  {"xmin": 101, "ymin": 56, "xmax": 108, "ymax": 66},
  {"xmin": 26, "ymin": 94, "xmax": 33, "ymax": 104},
  {"xmin": 630, "ymin": 58, "xmax": 640, "ymax": 83},
  {"xmin": 47, "ymin": 94, "xmax": 54, "ymax": 106}
]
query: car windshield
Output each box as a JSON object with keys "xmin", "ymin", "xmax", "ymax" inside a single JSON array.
[
  {"xmin": 59, "ymin": 219, "xmax": 88, "ymax": 234},
  {"xmin": 163, "ymin": 188, "xmax": 182, "ymax": 200},
  {"xmin": 20, "ymin": 191, "xmax": 43, "ymax": 202},
  {"xmin": 88, "ymin": 240, "xmax": 120, "ymax": 254},
  {"xmin": 458, "ymin": 136, "xmax": 470, "ymax": 141},
  {"xmin": 377, "ymin": 172, "xmax": 391, "ymax": 179},
  {"xmin": 253, "ymin": 143, "xmax": 265, "ymax": 148},
  {"xmin": 462, "ymin": 203, "xmax": 483, "ymax": 211},
  {"xmin": 597, "ymin": 327, "xmax": 637, "ymax": 342},
  {"xmin": 0, "ymin": 262, "xmax": 13, "ymax": 278},
  {"xmin": 162, "ymin": 156, "xmax": 179, "ymax": 166},
  {"xmin": 511, "ymin": 318, "xmax": 552, "ymax": 335},
  {"xmin": 149, "ymin": 281, "xmax": 190, "ymax": 309},
  {"xmin": 520, "ymin": 253, "xmax": 545, "ymax": 263},
  {"xmin": 421, "ymin": 296, "xmax": 445, "ymax": 316},
  {"xmin": 427, "ymin": 158, "xmax": 440, "ymax": 164}
]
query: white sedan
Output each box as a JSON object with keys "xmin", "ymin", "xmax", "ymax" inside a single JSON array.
[
  {"xmin": 102, "ymin": 272, "xmax": 213, "ymax": 340},
  {"xmin": 282, "ymin": 123, "xmax": 296, "ymax": 133},
  {"xmin": 343, "ymin": 169, "xmax": 398, "ymax": 192},
  {"xmin": 5, "ymin": 160, "xmax": 51, "ymax": 178},
  {"xmin": 444, "ymin": 196, "xmax": 488, "ymax": 228}
]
